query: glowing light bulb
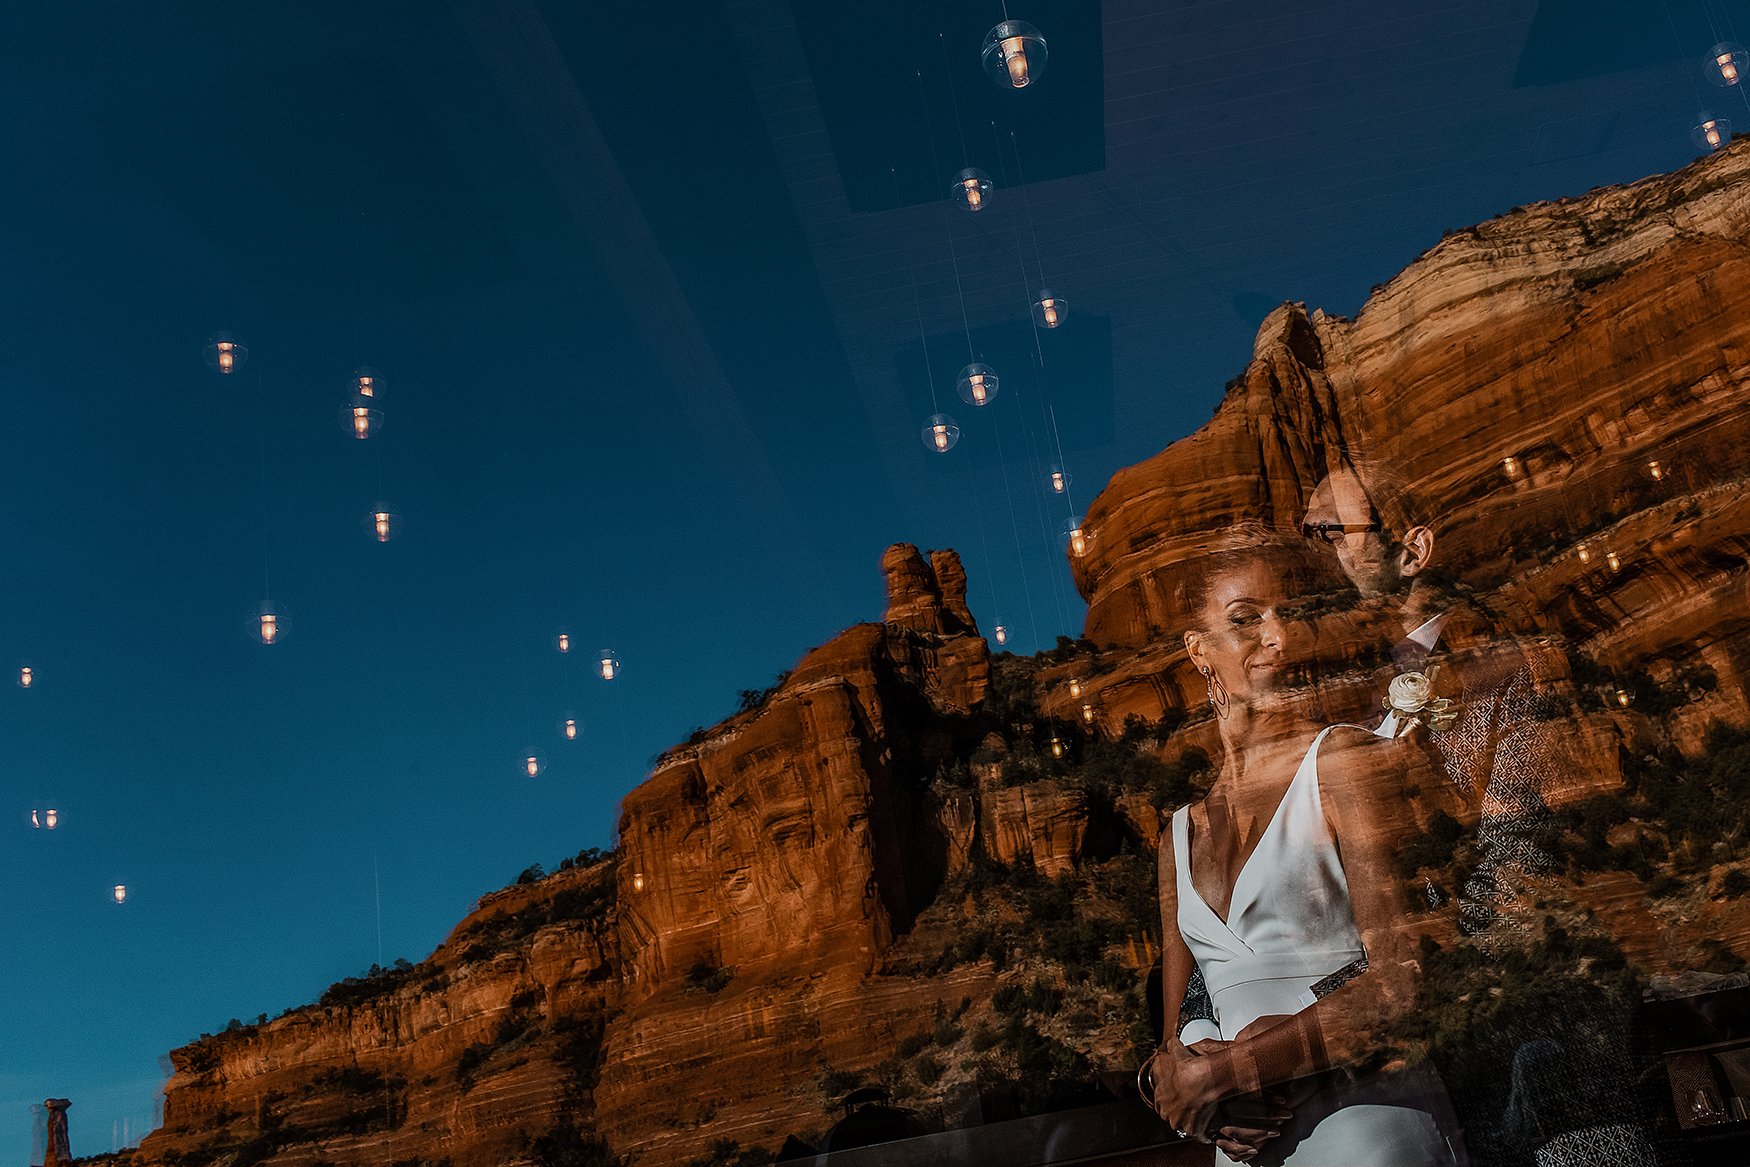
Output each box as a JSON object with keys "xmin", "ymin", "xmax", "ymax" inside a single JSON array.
[
  {"xmin": 374, "ymin": 512, "xmax": 392, "ymax": 541},
  {"xmin": 1501, "ymin": 456, "xmax": 1519, "ymax": 478},
  {"xmin": 356, "ymin": 375, "xmax": 375, "ymax": 398},
  {"xmin": 259, "ymin": 613, "xmax": 278, "ymax": 644},
  {"xmin": 218, "ymin": 343, "xmax": 235, "ymax": 373},
  {"xmin": 1615, "ymin": 688, "xmax": 1632, "ymax": 708},
  {"xmin": 951, "ymin": 169, "xmax": 992, "ymax": 213},
  {"xmin": 994, "ymin": 624, "xmax": 1008, "ymax": 645},
  {"xmin": 1002, "ymin": 35, "xmax": 1030, "ymax": 85},
  {"xmin": 353, "ymin": 407, "xmax": 371, "ymax": 438},
  {"xmin": 45, "ymin": 808, "xmax": 58, "ymax": 830},
  {"xmin": 1042, "ymin": 301, "xmax": 1058, "ymax": 326},
  {"xmin": 632, "ymin": 872, "xmax": 646, "ymax": 892},
  {"xmin": 970, "ymin": 375, "xmax": 987, "ymax": 403},
  {"xmin": 1718, "ymin": 52, "xmax": 1741, "ymax": 84},
  {"xmin": 204, "ymin": 334, "xmax": 248, "ymax": 374},
  {"xmin": 599, "ymin": 651, "xmax": 618, "ymax": 681},
  {"xmin": 1051, "ymin": 471, "xmax": 1065, "ymax": 492},
  {"xmin": 1577, "ymin": 544, "xmax": 1591, "ymax": 564},
  {"xmin": 964, "ymin": 180, "xmax": 983, "ymax": 210},
  {"xmin": 1648, "ymin": 459, "xmax": 1664, "ymax": 481},
  {"xmin": 1606, "ymin": 551, "xmax": 1621, "ymax": 573},
  {"xmin": 1049, "ymin": 737, "xmax": 1064, "ymax": 758},
  {"xmin": 565, "ymin": 718, "xmax": 578, "ymax": 740},
  {"xmin": 1080, "ymin": 703, "xmax": 1095, "ymax": 725},
  {"xmin": 18, "ymin": 667, "xmax": 32, "ymax": 688},
  {"xmin": 558, "ymin": 633, "xmax": 570, "ymax": 653},
  {"xmin": 1068, "ymin": 526, "xmax": 1087, "ymax": 557},
  {"xmin": 1707, "ymin": 121, "xmax": 1722, "ymax": 147},
  {"xmin": 1068, "ymin": 678, "xmax": 1082, "ymax": 699},
  {"xmin": 112, "ymin": 884, "xmax": 127, "ymax": 904}
]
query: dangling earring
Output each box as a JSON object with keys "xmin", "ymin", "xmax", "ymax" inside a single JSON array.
[{"xmin": 1202, "ymin": 667, "xmax": 1230, "ymax": 720}]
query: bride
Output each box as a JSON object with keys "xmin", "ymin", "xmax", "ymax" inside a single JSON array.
[{"xmin": 1142, "ymin": 534, "xmax": 1466, "ymax": 1166}]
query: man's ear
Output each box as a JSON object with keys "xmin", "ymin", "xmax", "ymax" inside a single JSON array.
[{"xmin": 1398, "ymin": 525, "xmax": 1435, "ymax": 578}]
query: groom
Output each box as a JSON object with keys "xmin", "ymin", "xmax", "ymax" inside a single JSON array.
[
  {"xmin": 1299, "ymin": 458, "xmax": 1559, "ymax": 934},
  {"xmin": 1298, "ymin": 459, "xmax": 1663, "ymax": 1167}
]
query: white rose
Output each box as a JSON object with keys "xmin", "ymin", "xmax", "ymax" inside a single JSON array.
[{"xmin": 1387, "ymin": 671, "xmax": 1435, "ymax": 714}]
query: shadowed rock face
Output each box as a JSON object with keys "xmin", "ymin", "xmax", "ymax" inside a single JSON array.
[{"xmin": 122, "ymin": 147, "xmax": 1750, "ymax": 1167}]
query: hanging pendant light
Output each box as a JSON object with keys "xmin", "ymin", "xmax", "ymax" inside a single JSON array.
[
  {"xmin": 1576, "ymin": 543, "xmax": 1592, "ymax": 565},
  {"xmin": 922, "ymin": 413, "xmax": 961, "ymax": 453},
  {"xmin": 1079, "ymin": 702, "xmax": 1096, "ymax": 725},
  {"xmin": 18, "ymin": 666, "xmax": 32, "ymax": 689},
  {"xmin": 1707, "ymin": 42, "xmax": 1748, "ymax": 86},
  {"xmin": 1067, "ymin": 678, "xmax": 1082, "ymax": 699},
  {"xmin": 350, "ymin": 368, "xmax": 381, "ymax": 399},
  {"xmin": 364, "ymin": 506, "xmax": 402, "ymax": 543},
  {"xmin": 203, "ymin": 333, "xmax": 248, "ymax": 375},
  {"xmin": 112, "ymin": 884, "xmax": 128, "ymax": 904},
  {"xmin": 950, "ymin": 167, "xmax": 993, "ymax": 212},
  {"xmin": 557, "ymin": 631, "xmax": 571, "ymax": 654},
  {"xmin": 1693, "ymin": 111, "xmax": 1732, "ymax": 151},
  {"xmin": 258, "ymin": 602, "xmax": 281, "ymax": 645},
  {"xmin": 342, "ymin": 401, "xmax": 384, "ymax": 440},
  {"xmin": 31, "ymin": 806, "xmax": 60, "ymax": 830},
  {"xmin": 631, "ymin": 871, "xmax": 646, "ymax": 892},
  {"xmin": 1060, "ymin": 515, "xmax": 1089, "ymax": 557},
  {"xmin": 1045, "ymin": 464, "xmax": 1071, "ymax": 495},
  {"xmin": 1049, "ymin": 736, "xmax": 1064, "ymax": 758},
  {"xmin": 561, "ymin": 714, "xmax": 580, "ymax": 741},
  {"xmin": 599, "ymin": 649, "xmax": 620, "ymax": 681},
  {"xmin": 982, "ymin": 20, "xmax": 1047, "ymax": 89},
  {"xmin": 1032, "ymin": 289, "xmax": 1067, "ymax": 329},
  {"xmin": 1500, "ymin": 456, "xmax": 1520, "ymax": 479},
  {"xmin": 1647, "ymin": 459, "xmax": 1665, "ymax": 481},
  {"xmin": 1615, "ymin": 688, "xmax": 1633, "ymax": 708},
  {"xmin": 993, "ymin": 623, "xmax": 1009, "ymax": 645},
  {"xmin": 1606, "ymin": 550, "xmax": 1622, "ymax": 573},
  {"xmin": 956, "ymin": 362, "xmax": 999, "ymax": 407},
  {"xmin": 523, "ymin": 752, "xmax": 546, "ymax": 778}
]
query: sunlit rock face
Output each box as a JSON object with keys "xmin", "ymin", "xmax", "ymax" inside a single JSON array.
[
  {"xmin": 125, "ymin": 146, "xmax": 1750, "ymax": 1167},
  {"xmin": 1068, "ymin": 141, "xmax": 1750, "ymax": 737}
]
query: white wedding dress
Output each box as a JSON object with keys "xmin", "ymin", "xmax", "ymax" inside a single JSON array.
[{"xmin": 1171, "ymin": 727, "xmax": 1465, "ymax": 1166}]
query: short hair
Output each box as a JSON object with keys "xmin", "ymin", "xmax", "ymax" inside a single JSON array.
[{"xmin": 1334, "ymin": 455, "xmax": 1429, "ymax": 541}]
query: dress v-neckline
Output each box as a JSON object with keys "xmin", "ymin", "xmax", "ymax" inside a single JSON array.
[{"xmin": 1185, "ymin": 738, "xmax": 1316, "ymax": 930}]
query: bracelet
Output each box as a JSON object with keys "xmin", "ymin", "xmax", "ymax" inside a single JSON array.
[{"xmin": 1136, "ymin": 1051, "xmax": 1191, "ymax": 1138}]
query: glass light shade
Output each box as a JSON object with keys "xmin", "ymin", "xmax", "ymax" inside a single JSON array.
[
  {"xmin": 1576, "ymin": 543, "xmax": 1592, "ymax": 564},
  {"xmin": 1067, "ymin": 678, "xmax": 1082, "ymax": 698},
  {"xmin": 1032, "ymin": 289, "xmax": 1067, "ymax": 329},
  {"xmin": 350, "ymin": 368, "xmax": 381, "ymax": 399},
  {"xmin": 364, "ymin": 506, "xmax": 402, "ymax": 543},
  {"xmin": 1060, "ymin": 515, "xmax": 1090, "ymax": 557},
  {"xmin": 203, "ymin": 333, "xmax": 248, "ymax": 374},
  {"xmin": 1501, "ymin": 456, "xmax": 1520, "ymax": 478},
  {"xmin": 956, "ymin": 362, "xmax": 999, "ymax": 407},
  {"xmin": 341, "ymin": 403, "xmax": 384, "ymax": 440},
  {"xmin": 18, "ymin": 666, "xmax": 32, "ymax": 689},
  {"xmin": 561, "ymin": 714, "xmax": 580, "ymax": 741},
  {"xmin": 982, "ymin": 20, "xmax": 1047, "ymax": 89},
  {"xmin": 950, "ymin": 167, "xmax": 993, "ymax": 212},
  {"xmin": 1707, "ymin": 42, "xmax": 1748, "ymax": 86},
  {"xmin": 31, "ymin": 806, "xmax": 60, "ymax": 830},
  {"xmin": 1647, "ymin": 459, "xmax": 1665, "ymax": 481},
  {"xmin": 631, "ymin": 872, "xmax": 646, "ymax": 892},
  {"xmin": 523, "ymin": 752, "xmax": 546, "ymax": 778},
  {"xmin": 599, "ymin": 650, "xmax": 619, "ymax": 681},
  {"xmin": 112, "ymin": 884, "xmax": 127, "ymax": 904},
  {"xmin": 1694, "ymin": 111, "xmax": 1731, "ymax": 151},
  {"xmin": 1606, "ymin": 551, "xmax": 1621, "ymax": 573},
  {"xmin": 1046, "ymin": 464, "xmax": 1071, "ymax": 495},
  {"xmin": 1615, "ymin": 688, "xmax": 1632, "ymax": 708},
  {"xmin": 1080, "ymin": 702, "xmax": 1095, "ymax": 724},
  {"xmin": 557, "ymin": 631, "xmax": 571, "ymax": 654},
  {"xmin": 922, "ymin": 413, "xmax": 961, "ymax": 453},
  {"xmin": 993, "ymin": 624, "xmax": 1008, "ymax": 645},
  {"xmin": 1049, "ymin": 737, "xmax": 1064, "ymax": 758}
]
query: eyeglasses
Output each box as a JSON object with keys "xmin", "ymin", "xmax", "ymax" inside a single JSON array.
[{"xmin": 1301, "ymin": 521, "xmax": 1382, "ymax": 544}]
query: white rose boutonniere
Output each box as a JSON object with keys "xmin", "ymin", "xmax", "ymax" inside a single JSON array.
[{"xmin": 1384, "ymin": 665, "xmax": 1462, "ymax": 736}]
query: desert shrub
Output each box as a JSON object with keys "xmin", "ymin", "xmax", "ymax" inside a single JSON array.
[
  {"xmin": 317, "ymin": 958, "xmax": 418, "ymax": 1009},
  {"xmin": 913, "ymin": 1053, "xmax": 945, "ymax": 1085},
  {"xmin": 686, "ymin": 961, "xmax": 735, "ymax": 993},
  {"xmin": 895, "ymin": 1030, "xmax": 932, "ymax": 1058},
  {"xmin": 819, "ymin": 1068, "xmax": 861, "ymax": 1098},
  {"xmin": 529, "ymin": 1125, "xmax": 620, "ymax": 1167},
  {"xmin": 1720, "ymin": 869, "xmax": 1750, "ymax": 898}
]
